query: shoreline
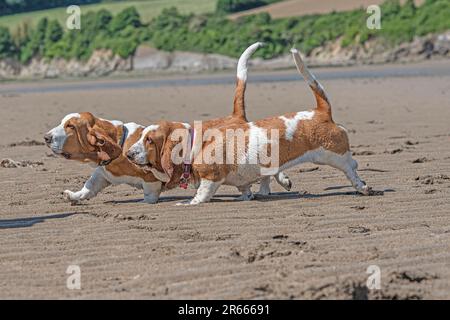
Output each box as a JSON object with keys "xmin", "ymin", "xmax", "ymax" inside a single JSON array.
[{"xmin": 1, "ymin": 59, "xmax": 449, "ymax": 95}]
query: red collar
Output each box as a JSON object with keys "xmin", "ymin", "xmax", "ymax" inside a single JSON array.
[{"xmin": 179, "ymin": 127, "xmax": 195, "ymax": 189}]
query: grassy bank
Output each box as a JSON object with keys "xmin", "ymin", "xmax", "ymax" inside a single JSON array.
[
  {"xmin": 0, "ymin": 0, "xmax": 448, "ymax": 62},
  {"xmin": 147, "ymin": 0, "xmax": 449, "ymax": 58},
  {"xmin": 0, "ymin": 0, "xmax": 217, "ymax": 30}
]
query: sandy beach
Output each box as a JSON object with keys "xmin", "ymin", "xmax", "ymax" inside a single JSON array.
[{"xmin": 0, "ymin": 61, "xmax": 449, "ymax": 299}]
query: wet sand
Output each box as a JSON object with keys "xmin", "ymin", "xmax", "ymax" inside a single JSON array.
[{"xmin": 0, "ymin": 61, "xmax": 449, "ymax": 299}]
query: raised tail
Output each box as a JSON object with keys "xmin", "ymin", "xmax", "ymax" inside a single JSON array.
[
  {"xmin": 232, "ymin": 42, "xmax": 265, "ymax": 120},
  {"xmin": 290, "ymin": 48, "xmax": 332, "ymax": 118}
]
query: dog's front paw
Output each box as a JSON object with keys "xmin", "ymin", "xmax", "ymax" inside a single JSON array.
[
  {"xmin": 63, "ymin": 190, "xmax": 76, "ymax": 200},
  {"xmin": 358, "ymin": 185, "xmax": 383, "ymax": 196},
  {"xmin": 142, "ymin": 195, "xmax": 159, "ymax": 204},
  {"xmin": 63, "ymin": 190, "xmax": 82, "ymax": 205},
  {"xmin": 176, "ymin": 199, "xmax": 201, "ymax": 206},
  {"xmin": 356, "ymin": 184, "xmax": 370, "ymax": 196}
]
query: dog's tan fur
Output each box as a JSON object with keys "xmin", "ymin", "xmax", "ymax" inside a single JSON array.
[
  {"xmin": 59, "ymin": 112, "xmax": 160, "ymax": 183},
  {"xmin": 129, "ymin": 48, "xmax": 370, "ymax": 205},
  {"xmin": 47, "ymin": 43, "xmax": 290, "ymax": 203},
  {"xmin": 96, "ymin": 43, "xmax": 292, "ymax": 197}
]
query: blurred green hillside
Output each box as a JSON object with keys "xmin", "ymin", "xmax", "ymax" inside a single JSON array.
[
  {"xmin": 0, "ymin": 0, "xmax": 217, "ymax": 30},
  {"xmin": 0, "ymin": 0, "xmax": 448, "ymax": 63}
]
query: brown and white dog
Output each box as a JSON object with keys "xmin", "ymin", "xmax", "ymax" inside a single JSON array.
[
  {"xmin": 126, "ymin": 47, "xmax": 372, "ymax": 205},
  {"xmin": 44, "ymin": 43, "xmax": 291, "ymax": 203},
  {"xmin": 44, "ymin": 112, "xmax": 164, "ymax": 203}
]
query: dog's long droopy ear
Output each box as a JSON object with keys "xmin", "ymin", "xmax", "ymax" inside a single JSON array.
[
  {"xmin": 74, "ymin": 116, "xmax": 96, "ymax": 152},
  {"xmin": 87, "ymin": 127, "xmax": 110, "ymax": 146},
  {"xmin": 86, "ymin": 128, "xmax": 97, "ymax": 146},
  {"xmin": 159, "ymin": 124, "xmax": 175, "ymax": 180},
  {"xmin": 98, "ymin": 132, "xmax": 122, "ymax": 161}
]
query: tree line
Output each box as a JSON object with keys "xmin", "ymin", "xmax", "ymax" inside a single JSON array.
[
  {"xmin": 0, "ymin": 0, "xmax": 448, "ymax": 62},
  {"xmin": 0, "ymin": 0, "xmax": 100, "ymax": 16}
]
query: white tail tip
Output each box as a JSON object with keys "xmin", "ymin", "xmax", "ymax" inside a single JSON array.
[{"xmin": 237, "ymin": 42, "xmax": 265, "ymax": 81}]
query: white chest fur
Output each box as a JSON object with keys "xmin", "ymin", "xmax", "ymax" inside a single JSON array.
[{"xmin": 101, "ymin": 166, "xmax": 145, "ymax": 189}]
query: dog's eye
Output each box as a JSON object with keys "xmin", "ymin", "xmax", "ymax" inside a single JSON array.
[
  {"xmin": 97, "ymin": 139, "xmax": 105, "ymax": 146},
  {"xmin": 146, "ymin": 136, "xmax": 153, "ymax": 144},
  {"xmin": 66, "ymin": 124, "xmax": 75, "ymax": 130}
]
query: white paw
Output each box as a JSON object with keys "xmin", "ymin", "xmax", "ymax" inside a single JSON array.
[
  {"xmin": 63, "ymin": 190, "xmax": 81, "ymax": 204},
  {"xmin": 235, "ymin": 193, "xmax": 255, "ymax": 201},
  {"xmin": 175, "ymin": 200, "xmax": 193, "ymax": 206},
  {"xmin": 256, "ymin": 189, "xmax": 270, "ymax": 196},
  {"xmin": 63, "ymin": 190, "xmax": 77, "ymax": 200},
  {"xmin": 280, "ymin": 178, "xmax": 292, "ymax": 191},
  {"xmin": 142, "ymin": 196, "xmax": 159, "ymax": 204},
  {"xmin": 189, "ymin": 198, "xmax": 202, "ymax": 205},
  {"xmin": 256, "ymin": 187, "xmax": 270, "ymax": 196},
  {"xmin": 275, "ymin": 172, "xmax": 292, "ymax": 191},
  {"xmin": 176, "ymin": 198, "xmax": 203, "ymax": 206},
  {"xmin": 358, "ymin": 184, "xmax": 371, "ymax": 196}
]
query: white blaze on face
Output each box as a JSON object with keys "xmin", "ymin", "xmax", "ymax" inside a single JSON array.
[
  {"xmin": 124, "ymin": 122, "xmax": 143, "ymax": 137},
  {"xmin": 128, "ymin": 125, "xmax": 159, "ymax": 165},
  {"xmin": 47, "ymin": 113, "xmax": 80, "ymax": 153},
  {"xmin": 279, "ymin": 111, "xmax": 314, "ymax": 141}
]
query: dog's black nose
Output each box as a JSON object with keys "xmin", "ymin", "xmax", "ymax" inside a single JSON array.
[
  {"xmin": 44, "ymin": 133, "xmax": 52, "ymax": 144},
  {"xmin": 126, "ymin": 152, "xmax": 133, "ymax": 160}
]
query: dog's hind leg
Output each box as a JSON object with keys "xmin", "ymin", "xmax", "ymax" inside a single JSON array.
[
  {"xmin": 257, "ymin": 176, "xmax": 272, "ymax": 196},
  {"xmin": 63, "ymin": 167, "xmax": 111, "ymax": 203},
  {"xmin": 275, "ymin": 172, "xmax": 292, "ymax": 191},
  {"xmin": 318, "ymin": 150, "xmax": 370, "ymax": 195},
  {"xmin": 257, "ymin": 172, "xmax": 292, "ymax": 196}
]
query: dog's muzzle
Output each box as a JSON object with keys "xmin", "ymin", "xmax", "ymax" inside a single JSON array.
[{"xmin": 44, "ymin": 133, "xmax": 52, "ymax": 145}]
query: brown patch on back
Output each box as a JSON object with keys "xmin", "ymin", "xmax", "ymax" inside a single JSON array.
[
  {"xmin": 193, "ymin": 111, "xmax": 350, "ymax": 182},
  {"xmin": 258, "ymin": 111, "xmax": 349, "ymax": 165}
]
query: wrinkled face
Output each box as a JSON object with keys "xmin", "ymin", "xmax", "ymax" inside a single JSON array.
[
  {"xmin": 126, "ymin": 124, "xmax": 173, "ymax": 182},
  {"xmin": 44, "ymin": 113, "xmax": 81, "ymax": 157},
  {"xmin": 44, "ymin": 112, "xmax": 114, "ymax": 165},
  {"xmin": 126, "ymin": 125, "xmax": 161, "ymax": 169}
]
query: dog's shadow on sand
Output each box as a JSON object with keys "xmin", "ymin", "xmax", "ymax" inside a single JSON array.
[
  {"xmin": 106, "ymin": 194, "xmax": 301, "ymax": 204},
  {"xmin": 0, "ymin": 212, "xmax": 79, "ymax": 229},
  {"xmin": 106, "ymin": 187, "xmax": 393, "ymax": 205},
  {"xmin": 105, "ymin": 196, "xmax": 192, "ymax": 204}
]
